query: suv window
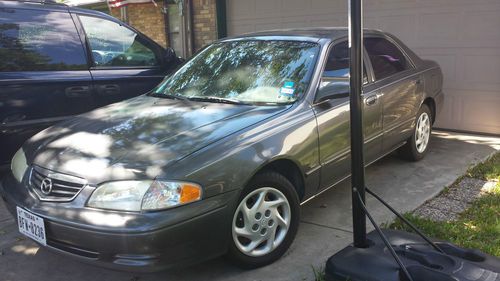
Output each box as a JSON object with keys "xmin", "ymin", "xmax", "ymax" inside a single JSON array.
[
  {"xmin": 364, "ymin": 37, "xmax": 411, "ymax": 80},
  {"xmin": 323, "ymin": 41, "xmax": 368, "ymax": 84},
  {"xmin": 79, "ymin": 15, "xmax": 159, "ymax": 67},
  {"xmin": 0, "ymin": 9, "xmax": 87, "ymax": 72}
]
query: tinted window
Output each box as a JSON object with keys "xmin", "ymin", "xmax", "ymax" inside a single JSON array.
[
  {"xmin": 0, "ymin": 8, "xmax": 87, "ymax": 72},
  {"xmin": 323, "ymin": 41, "xmax": 368, "ymax": 83},
  {"xmin": 364, "ymin": 37, "xmax": 410, "ymax": 80},
  {"xmin": 79, "ymin": 15, "xmax": 159, "ymax": 67},
  {"xmin": 154, "ymin": 40, "xmax": 319, "ymax": 104}
]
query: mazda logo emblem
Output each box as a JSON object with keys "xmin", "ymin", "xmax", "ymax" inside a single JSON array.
[{"xmin": 40, "ymin": 178, "xmax": 53, "ymax": 195}]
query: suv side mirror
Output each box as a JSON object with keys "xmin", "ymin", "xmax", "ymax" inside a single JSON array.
[
  {"xmin": 316, "ymin": 77, "xmax": 350, "ymax": 103},
  {"xmin": 163, "ymin": 47, "xmax": 184, "ymax": 64}
]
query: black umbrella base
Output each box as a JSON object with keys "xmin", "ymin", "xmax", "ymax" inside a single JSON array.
[{"xmin": 325, "ymin": 229, "xmax": 500, "ymax": 281}]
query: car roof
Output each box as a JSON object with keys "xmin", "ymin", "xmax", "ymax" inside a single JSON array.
[
  {"xmin": 0, "ymin": 0, "xmax": 113, "ymax": 20},
  {"xmin": 225, "ymin": 27, "xmax": 385, "ymax": 42}
]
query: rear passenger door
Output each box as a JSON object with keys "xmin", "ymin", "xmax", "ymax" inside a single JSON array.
[
  {"xmin": 0, "ymin": 7, "xmax": 93, "ymax": 161},
  {"xmin": 364, "ymin": 36, "xmax": 421, "ymax": 153},
  {"xmin": 76, "ymin": 14, "xmax": 170, "ymax": 107}
]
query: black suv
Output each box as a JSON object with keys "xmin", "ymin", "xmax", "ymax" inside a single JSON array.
[{"xmin": 0, "ymin": 0, "xmax": 181, "ymax": 164}]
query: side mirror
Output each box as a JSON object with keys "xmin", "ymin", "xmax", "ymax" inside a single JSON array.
[
  {"xmin": 316, "ymin": 77, "xmax": 350, "ymax": 103},
  {"xmin": 163, "ymin": 47, "xmax": 184, "ymax": 63}
]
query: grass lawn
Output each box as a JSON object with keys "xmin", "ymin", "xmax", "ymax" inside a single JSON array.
[{"xmin": 391, "ymin": 152, "xmax": 500, "ymax": 257}]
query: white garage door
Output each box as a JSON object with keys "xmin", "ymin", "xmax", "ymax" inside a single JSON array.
[{"xmin": 226, "ymin": 0, "xmax": 500, "ymax": 135}]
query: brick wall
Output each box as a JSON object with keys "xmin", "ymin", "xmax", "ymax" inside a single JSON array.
[
  {"xmin": 110, "ymin": 2, "xmax": 168, "ymax": 48},
  {"xmin": 105, "ymin": 0, "xmax": 218, "ymax": 52},
  {"xmin": 192, "ymin": 0, "xmax": 217, "ymax": 51}
]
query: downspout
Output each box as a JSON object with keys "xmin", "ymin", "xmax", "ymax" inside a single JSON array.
[
  {"xmin": 187, "ymin": 0, "xmax": 194, "ymax": 56},
  {"xmin": 163, "ymin": 0, "xmax": 170, "ymax": 48},
  {"xmin": 215, "ymin": 0, "xmax": 227, "ymax": 38}
]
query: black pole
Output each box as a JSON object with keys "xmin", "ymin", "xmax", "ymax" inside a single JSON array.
[{"xmin": 348, "ymin": 0, "xmax": 367, "ymax": 248}]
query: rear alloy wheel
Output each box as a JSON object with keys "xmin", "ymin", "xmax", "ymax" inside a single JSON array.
[
  {"xmin": 415, "ymin": 111, "xmax": 431, "ymax": 154},
  {"xmin": 399, "ymin": 104, "xmax": 432, "ymax": 161},
  {"xmin": 227, "ymin": 172, "xmax": 300, "ymax": 268}
]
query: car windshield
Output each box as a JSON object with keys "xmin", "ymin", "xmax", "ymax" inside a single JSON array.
[{"xmin": 153, "ymin": 40, "xmax": 320, "ymax": 104}]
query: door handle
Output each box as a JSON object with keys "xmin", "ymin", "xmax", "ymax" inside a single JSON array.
[
  {"xmin": 415, "ymin": 79, "xmax": 422, "ymax": 85},
  {"xmin": 364, "ymin": 95, "xmax": 378, "ymax": 106},
  {"xmin": 97, "ymin": 84, "xmax": 120, "ymax": 96},
  {"xmin": 65, "ymin": 86, "xmax": 91, "ymax": 98}
]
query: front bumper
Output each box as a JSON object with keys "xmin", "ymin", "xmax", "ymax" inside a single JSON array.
[{"xmin": 0, "ymin": 172, "xmax": 239, "ymax": 272}]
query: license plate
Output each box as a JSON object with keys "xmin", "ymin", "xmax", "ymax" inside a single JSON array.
[{"xmin": 16, "ymin": 206, "xmax": 47, "ymax": 246}]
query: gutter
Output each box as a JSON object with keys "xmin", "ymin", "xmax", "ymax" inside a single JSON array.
[{"xmin": 215, "ymin": 0, "xmax": 227, "ymax": 38}]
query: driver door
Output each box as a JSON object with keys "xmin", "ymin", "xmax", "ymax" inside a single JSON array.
[{"xmin": 313, "ymin": 40, "xmax": 383, "ymax": 191}]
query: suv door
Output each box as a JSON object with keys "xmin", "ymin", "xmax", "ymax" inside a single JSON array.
[
  {"xmin": 76, "ymin": 14, "xmax": 173, "ymax": 107},
  {"xmin": 313, "ymin": 40, "xmax": 383, "ymax": 190},
  {"xmin": 0, "ymin": 7, "xmax": 93, "ymax": 164},
  {"xmin": 364, "ymin": 36, "xmax": 422, "ymax": 153}
]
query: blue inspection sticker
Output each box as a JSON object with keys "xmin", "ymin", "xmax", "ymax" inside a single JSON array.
[{"xmin": 279, "ymin": 81, "xmax": 296, "ymax": 97}]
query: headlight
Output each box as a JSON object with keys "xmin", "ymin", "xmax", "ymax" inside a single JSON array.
[
  {"xmin": 87, "ymin": 180, "xmax": 202, "ymax": 211},
  {"xmin": 11, "ymin": 148, "xmax": 28, "ymax": 182}
]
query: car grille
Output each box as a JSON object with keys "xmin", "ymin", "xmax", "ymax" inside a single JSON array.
[{"xmin": 29, "ymin": 166, "xmax": 87, "ymax": 202}]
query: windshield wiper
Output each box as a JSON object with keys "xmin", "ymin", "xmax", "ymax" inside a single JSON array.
[
  {"xmin": 186, "ymin": 96, "xmax": 250, "ymax": 105},
  {"xmin": 149, "ymin": 92, "xmax": 188, "ymax": 101}
]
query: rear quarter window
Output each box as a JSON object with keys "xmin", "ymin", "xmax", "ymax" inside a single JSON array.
[{"xmin": 0, "ymin": 8, "xmax": 88, "ymax": 72}]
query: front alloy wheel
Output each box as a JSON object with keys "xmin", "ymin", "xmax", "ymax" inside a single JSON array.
[
  {"xmin": 227, "ymin": 172, "xmax": 300, "ymax": 268},
  {"xmin": 232, "ymin": 187, "xmax": 291, "ymax": 257}
]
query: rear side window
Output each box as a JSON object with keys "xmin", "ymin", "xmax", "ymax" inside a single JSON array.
[
  {"xmin": 79, "ymin": 15, "xmax": 159, "ymax": 67},
  {"xmin": 364, "ymin": 37, "xmax": 411, "ymax": 80},
  {"xmin": 0, "ymin": 8, "xmax": 87, "ymax": 72}
]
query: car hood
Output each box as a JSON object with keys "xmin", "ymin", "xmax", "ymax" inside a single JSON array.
[{"xmin": 24, "ymin": 95, "xmax": 289, "ymax": 184}]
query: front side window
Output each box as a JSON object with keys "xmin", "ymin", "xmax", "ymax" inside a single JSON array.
[
  {"xmin": 0, "ymin": 9, "xmax": 87, "ymax": 71},
  {"xmin": 364, "ymin": 37, "xmax": 411, "ymax": 80},
  {"xmin": 153, "ymin": 40, "xmax": 320, "ymax": 104},
  {"xmin": 79, "ymin": 15, "xmax": 159, "ymax": 67}
]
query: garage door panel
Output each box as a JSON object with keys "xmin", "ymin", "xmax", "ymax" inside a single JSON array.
[
  {"xmin": 310, "ymin": 14, "xmax": 347, "ymax": 27},
  {"xmin": 227, "ymin": 0, "xmax": 255, "ymax": 20},
  {"xmin": 463, "ymin": 11, "xmax": 500, "ymax": 42},
  {"xmin": 255, "ymin": 0, "xmax": 281, "ymax": 15},
  {"xmin": 283, "ymin": 0, "xmax": 312, "ymax": 12},
  {"xmin": 462, "ymin": 55, "xmax": 500, "ymax": 85},
  {"xmin": 254, "ymin": 21, "xmax": 283, "ymax": 32},
  {"xmin": 228, "ymin": 22, "xmax": 256, "ymax": 36},
  {"xmin": 458, "ymin": 93, "xmax": 500, "ymax": 133},
  {"xmin": 375, "ymin": 15, "xmax": 417, "ymax": 46},
  {"xmin": 418, "ymin": 13, "xmax": 460, "ymax": 45},
  {"xmin": 310, "ymin": 0, "xmax": 345, "ymax": 11}
]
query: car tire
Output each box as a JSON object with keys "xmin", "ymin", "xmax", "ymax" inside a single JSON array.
[
  {"xmin": 226, "ymin": 171, "xmax": 300, "ymax": 269},
  {"xmin": 398, "ymin": 104, "xmax": 432, "ymax": 161}
]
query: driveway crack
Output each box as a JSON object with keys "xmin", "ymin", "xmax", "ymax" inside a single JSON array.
[{"xmin": 300, "ymin": 220, "xmax": 353, "ymax": 234}]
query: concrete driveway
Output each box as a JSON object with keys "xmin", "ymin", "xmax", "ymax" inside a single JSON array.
[{"xmin": 1, "ymin": 131, "xmax": 499, "ymax": 281}]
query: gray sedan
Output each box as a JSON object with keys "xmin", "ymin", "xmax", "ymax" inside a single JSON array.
[{"xmin": 1, "ymin": 28, "xmax": 443, "ymax": 271}]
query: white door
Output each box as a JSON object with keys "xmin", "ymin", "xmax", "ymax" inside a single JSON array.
[{"xmin": 226, "ymin": 0, "xmax": 500, "ymax": 135}]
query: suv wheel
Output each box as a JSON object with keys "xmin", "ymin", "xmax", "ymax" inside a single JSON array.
[
  {"xmin": 399, "ymin": 104, "xmax": 432, "ymax": 161},
  {"xmin": 226, "ymin": 172, "xmax": 300, "ymax": 268}
]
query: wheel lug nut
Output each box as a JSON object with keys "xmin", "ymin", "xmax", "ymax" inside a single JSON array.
[
  {"xmin": 260, "ymin": 228, "xmax": 267, "ymax": 235},
  {"xmin": 265, "ymin": 210, "xmax": 271, "ymax": 217},
  {"xmin": 252, "ymin": 224, "xmax": 259, "ymax": 231},
  {"xmin": 268, "ymin": 219, "xmax": 274, "ymax": 227},
  {"xmin": 255, "ymin": 212, "xmax": 262, "ymax": 220}
]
